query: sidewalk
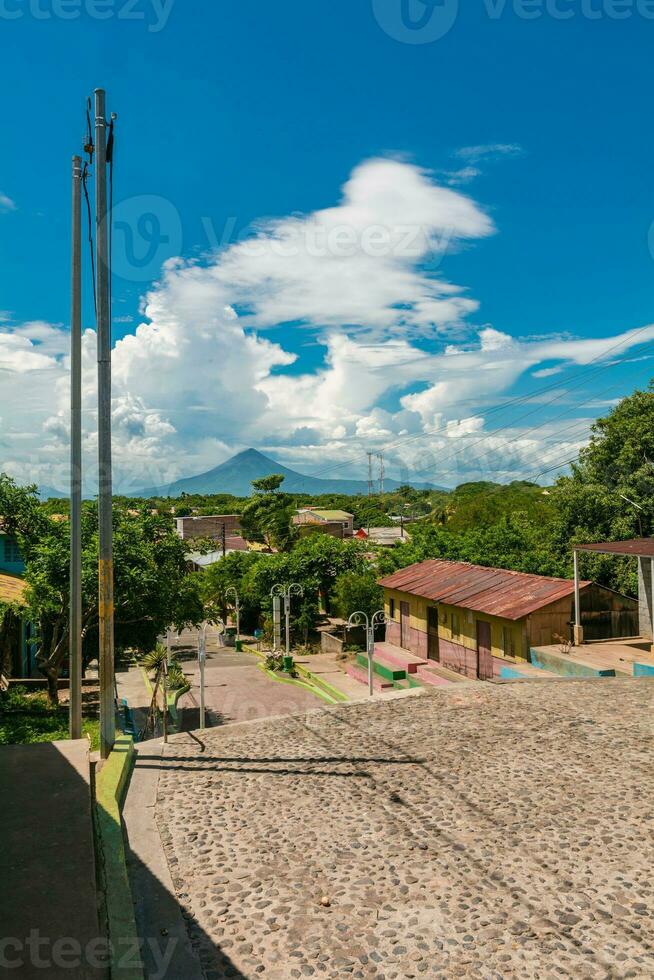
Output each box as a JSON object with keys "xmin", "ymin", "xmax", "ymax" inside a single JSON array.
[
  {"xmin": 0, "ymin": 740, "xmax": 106, "ymax": 979},
  {"xmin": 122, "ymin": 740, "xmax": 204, "ymax": 980}
]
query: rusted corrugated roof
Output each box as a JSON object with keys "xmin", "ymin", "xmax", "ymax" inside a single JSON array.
[
  {"xmin": 0, "ymin": 573, "xmax": 28, "ymax": 606},
  {"xmin": 379, "ymin": 560, "xmax": 590, "ymax": 621},
  {"xmin": 575, "ymin": 538, "xmax": 654, "ymax": 558}
]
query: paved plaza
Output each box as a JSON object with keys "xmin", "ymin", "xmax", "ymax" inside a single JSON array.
[{"xmin": 153, "ymin": 678, "xmax": 654, "ymax": 979}]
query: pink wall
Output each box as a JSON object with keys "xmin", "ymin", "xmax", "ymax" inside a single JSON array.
[{"xmin": 387, "ymin": 620, "xmax": 506, "ymax": 680}]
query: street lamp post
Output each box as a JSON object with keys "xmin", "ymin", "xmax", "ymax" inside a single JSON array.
[
  {"xmin": 225, "ymin": 587, "xmax": 240, "ymax": 643},
  {"xmin": 271, "ymin": 583, "xmax": 303, "ymax": 658},
  {"xmin": 347, "ymin": 609, "xmax": 387, "ymax": 697},
  {"xmin": 197, "ymin": 620, "xmax": 224, "ymax": 731}
]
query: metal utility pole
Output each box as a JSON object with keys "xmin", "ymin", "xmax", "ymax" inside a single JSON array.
[
  {"xmin": 95, "ymin": 88, "xmax": 115, "ymax": 759},
  {"xmin": 271, "ymin": 584, "xmax": 303, "ymax": 658},
  {"xmin": 347, "ymin": 610, "xmax": 387, "ymax": 697},
  {"xmin": 378, "ymin": 453, "xmax": 385, "ymax": 495},
  {"xmin": 69, "ymin": 154, "xmax": 83, "ymax": 741}
]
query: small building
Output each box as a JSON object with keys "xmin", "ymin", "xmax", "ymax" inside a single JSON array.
[
  {"xmin": 293, "ymin": 509, "xmax": 354, "ymax": 538},
  {"xmin": 355, "ymin": 527, "xmax": 410, "ymax": 547},
  {"xmin": 572, "ymin": 538, "xmax": 654, "ymax": 648},
  {"xmin": 379, "ymin": 559, "xmax": 637, "ymax": 681},
  {"xmin": 176, "ymin": 515, "xmax": 242, "ymax": 542}
]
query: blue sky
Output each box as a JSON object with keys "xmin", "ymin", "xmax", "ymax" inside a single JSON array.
[{"xmin": 1, "ymin": 1, "xmax": 653, "ymax": 492}]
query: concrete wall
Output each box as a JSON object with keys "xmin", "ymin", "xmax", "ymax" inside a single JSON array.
[
  {"xmin": 176, "ymin": 515, "xmax": 241, "ymax": 541},
  {"xmin": 321, "ymin": 632, "xmax": 345, "ymax": 656},
  {"xmin": 638, "ymin": 558, "xmax": 653, "ymax": 641}
]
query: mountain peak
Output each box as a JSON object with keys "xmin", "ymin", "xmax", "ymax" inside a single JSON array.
[{"xmin": 135, "ymin": 448, "xmax": 442, "ymax": 497}]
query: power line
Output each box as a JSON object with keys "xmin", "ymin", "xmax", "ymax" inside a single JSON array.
[
  {"xmin": 410, "ymin": 358, "xmax": 654, "ymax": 485},
  {"xmin": 300, "ymin": 325, "xmax": 654, "ymax": 484}
]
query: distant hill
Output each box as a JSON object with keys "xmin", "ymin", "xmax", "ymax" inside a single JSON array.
[
  {"xmin": 135, "ymin": 448, "xmax": 443, "ymax": 498},
  {"xmin": 38, "ymin": 485, "xmax": 69, "ymax": 500}
]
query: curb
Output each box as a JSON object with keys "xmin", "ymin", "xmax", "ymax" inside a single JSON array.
[
  {"xmin": 256, "ymin": 662, "xmax": 340, "ymax": 704},
  {"xmin": 95, "ymin": 735, "xmax": 143, "ymax": 980},
  {"xmin": 294, "ymin": 663, "xmax": 349, "ymax": 702},
  {"xmin": 243, "ymin": 643, "xmax": 350, "ymax": 703}
]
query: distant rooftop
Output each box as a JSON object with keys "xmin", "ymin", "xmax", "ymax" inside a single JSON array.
[
  {"xmin": 302, "ymin": 509, "xmax": 353, "ymax": 521},
  {"xmin": 0, "ymin": 572, "xmax": 27, "ymax": 605}
]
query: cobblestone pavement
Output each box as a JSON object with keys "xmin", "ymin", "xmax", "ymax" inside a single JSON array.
[{"xmin": 155, "ymin": 678, "xmax": 654, "ymax": 979}]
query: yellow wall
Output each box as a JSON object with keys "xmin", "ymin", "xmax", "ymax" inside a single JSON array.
[{"xmin": 384, "ymin": 587, "xmax": 528, "ymax": 661}]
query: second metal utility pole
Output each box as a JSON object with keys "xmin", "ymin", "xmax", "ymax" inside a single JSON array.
[
  {"xmin": 95, "ymin": 88, "xmax": 115, "ymax": 759},
  {"xmin": 69, "ymin": 154, "xmax": 83, "ymax": 741}
]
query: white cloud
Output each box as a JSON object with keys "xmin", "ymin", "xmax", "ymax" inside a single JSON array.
[
  {"xmin": 0, "ymin": 158, "xmax": 652, "ymax": 493},
  {"xmin": 212, "ymin": 157, "xmax": 495, "ymax": 338},
  {"xmin": 455, "ymin": 144, "xmax": 523, "ymax": 164},
  {"xmin": 0, "ymin": 192, "xmax": 16, "ymax": 212}
]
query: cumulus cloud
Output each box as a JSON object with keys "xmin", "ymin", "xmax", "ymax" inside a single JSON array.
[{"xmin": 0, "ymin": 158, "xmax": 652, "ymax": 493}]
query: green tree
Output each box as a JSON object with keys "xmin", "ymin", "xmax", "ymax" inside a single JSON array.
[
  {"xmin": 240, "ymin": 475, "xmax": 297, "ymax": 551},
  {"xmin": 0, "ymin": 475, "xmax": 204, "ymax": 704},
  {"xmin": 251, "ymin": 473, "xmax": 286, "ymax": 493},
  {"xmin": 333, "ymin": 570, "xmax": 383, "ymax": 621},
  {"xmin": 200, "ymin": 551, "xmax": 262, "ymax": 630}
]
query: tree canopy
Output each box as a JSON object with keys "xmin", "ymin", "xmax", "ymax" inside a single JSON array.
[{"xmin": 0, "ymin": 476, "xmax": 203, "ymax": 702}]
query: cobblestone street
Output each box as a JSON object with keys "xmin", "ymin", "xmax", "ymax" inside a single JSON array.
[{"xmin": 154, "ymin": 679, "xmax": 654, "ymax": 979}]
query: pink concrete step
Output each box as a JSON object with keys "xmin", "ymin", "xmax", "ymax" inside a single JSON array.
[
  {"xmin": 416, "ymin": 666, "xmax": 452, "ymax": 687},
  {"xmin": 346, "ymin": 663, "xmax": 394, "ymax": 691},
  {"xmin": 374, "ymin": 642, "xmax": 428, "ymax": 674}
]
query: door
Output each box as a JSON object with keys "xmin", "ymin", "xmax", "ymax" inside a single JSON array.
[
  {"xmin": 476, "ymin": 620, "xmax": 493, "ymax": 681},
  {"xmin": 400, "ymin": 601, "xmax": 411, "ymax": 650},
  {"xmin": 427, "ymin": 607, "xmax": 440, "ymax": 661}
]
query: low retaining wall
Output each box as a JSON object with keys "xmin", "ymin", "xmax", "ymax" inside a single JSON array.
[
  {"xmin": 530, "ymin": 647, "xmax": 615, "ymax": 678},
  {"xmin": 634, "ymin": 662, "xmax": 654, "ymax": 677},
  {"xmin": 95, "ymin": 736, "xmax": 143, "ymax": 980},
  {"xmin": 320, "ymin": 631, "xmax": 344, "ymax": 656}
]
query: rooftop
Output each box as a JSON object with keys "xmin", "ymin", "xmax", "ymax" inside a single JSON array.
[
  {"xmin": 379, "ymin": 559, "xmax": 591, "ymax": 621},
  {"xmin": 0, "ymin": 572, "xmax": 28, "ymax": 605},
  {"xmin": 301, "ymin": 509, "xmax": 353, "ymax": 521},
  {"xmin": 575, "ymin": 538, "xmax": 654, "ymax": 558}
]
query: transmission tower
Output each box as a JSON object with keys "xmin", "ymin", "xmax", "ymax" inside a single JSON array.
[
  {"xmin": 378, "ymin": 453, "xmax": 385, "ymax": 495},
  {"xmin": 367, "ymin": 452, "xmax": 375, "ymax": 497}
]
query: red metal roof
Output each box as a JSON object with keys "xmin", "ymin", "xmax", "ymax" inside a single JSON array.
[
  {"xmin": 575, "ymin": 538, "xmax": 654, "ymax": 558},
  {"xmin": 379, "ymin": 560, "xmax": 590, "ymax": 621}
]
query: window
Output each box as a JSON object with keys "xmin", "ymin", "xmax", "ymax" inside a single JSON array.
[
  {"xmin": 3, "ymin": 537, "xmax": 21, "ymax": 563},
  {"xmin": 451, "ymin": 613, "xmax": 460, "ymax": 640},
  {"xmin": 389, "ymin": 598, "xmax": 395, "ymax": 620}
]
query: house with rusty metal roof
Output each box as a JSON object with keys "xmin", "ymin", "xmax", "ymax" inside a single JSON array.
[
  {"xmin": 378, "ymin": 559, "xmax": 637, "ymax": 681},
  {"xmin": 0, "ymin": 526, "xmax": 34, "ymax": 678}
]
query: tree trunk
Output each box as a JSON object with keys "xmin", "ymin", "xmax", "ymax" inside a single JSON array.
[{"xmin": 44, "ymin": 666, "xmax": 59, "ymax": 706}]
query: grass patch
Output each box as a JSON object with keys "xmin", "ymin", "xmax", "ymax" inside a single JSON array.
[{"xmin": 0, "ymin": 686, "xmax": 100, "ymax": 750}]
